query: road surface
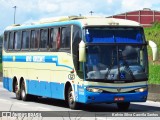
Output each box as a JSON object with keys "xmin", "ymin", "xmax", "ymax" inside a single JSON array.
[{"xmin": 0, "ymin": 82, "xmax": 160, "ymax": 120}]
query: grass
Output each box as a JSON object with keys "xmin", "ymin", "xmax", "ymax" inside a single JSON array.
[
  {"xmin": 144, "ymin": 22, "xmax": 160, "ymax": 84},
  {"xmin": 149, "ymin": 63, "xmax": 160, "ymax": 84}
]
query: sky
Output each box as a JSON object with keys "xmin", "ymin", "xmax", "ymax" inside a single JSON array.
[{"xmin": 0, "ymin": 0, "xmax": 160, "ymax": 34}]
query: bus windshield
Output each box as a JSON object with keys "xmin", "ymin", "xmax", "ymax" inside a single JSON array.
[
  {"xmin": 85, "ymin": 27, "xmax": 148, "ymax": 82},
  {"xmin": 86, "ymin": 45, "xmax": 148, "ymax": 81}
]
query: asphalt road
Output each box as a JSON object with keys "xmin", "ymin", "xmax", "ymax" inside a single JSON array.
[{"xmin": 0, "ymin": 82, "xmax": 160, "ymax": 120}]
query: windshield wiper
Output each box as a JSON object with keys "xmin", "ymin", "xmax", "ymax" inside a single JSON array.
[
  {"xmin": 105, "ymin": 57, "xmax": 115, "ymax": 80},
  {"xmin": 122, "ymin": 60, "xmax": 135, "ymax": 80}
]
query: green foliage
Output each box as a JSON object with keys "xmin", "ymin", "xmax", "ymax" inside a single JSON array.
[
  {"xmin": 144, "ymin": 22, "xmax": 160, "ymax": 57},
  {"xmin": 144, "ymin": 23, "xmax": 160, "ymax": 84},
  {"xmin": 149, "ymin": 63, "xmax": 160, "ymax": 84},
  {"xmin": 152, "ymin": 21, "xmax": 160, "ymax": 29}
]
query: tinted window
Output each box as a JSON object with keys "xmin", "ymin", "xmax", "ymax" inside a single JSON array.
[
  {"xmin": 61, "ymin": 26, "xmax": 71, "ymax": 48},
  {"xmin": 72, "ymin": 26, "xmax": 82, "ymax": 71},
  {"xmin": 22, "ymin": 31, "xmax": 30, "ymax": 49},
  {"xmin": 30, "ymin": 30, "xmax": 39, "ymax": 49},
  {"xmin": 4, "ymin": 32, "xmax": 8, "ymax": 50},
  {"xmin": 73, "ymin": 26, "xmax": 82, "ymax": 43},
  {"xmin": 14, "ymin": 31, "xmax": 21, "ymax": 50},
  {"xmin": 40, "ymin": 29, "xmax": 48, "ymax": 49},
  {"xmin": 50, "ymin": 28, "xmax": 59, "ymax": 49},
  {"xmin": 8, "ymin": 32, "xmax": 14, "ymax": 49}
]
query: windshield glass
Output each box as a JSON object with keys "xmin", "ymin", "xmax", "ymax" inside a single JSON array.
[
  {"xmin": 85, "ymin": 45, "xmax": 148, "ymax": 81},
  {"xmin": 85, "ymin": 27, "xmax": 145, "ymax": 44}
]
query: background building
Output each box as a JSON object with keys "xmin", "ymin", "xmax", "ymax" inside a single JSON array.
[{"xmin": 110, "ymin": 8, "xmax": 160, "ymax": 27}]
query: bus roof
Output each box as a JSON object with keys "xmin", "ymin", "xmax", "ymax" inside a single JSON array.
[{"xmin": 4, "ymin": 16, "xmax": 141, "ymax": 31}]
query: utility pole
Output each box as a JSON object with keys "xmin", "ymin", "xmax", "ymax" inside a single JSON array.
[
  {"xmin": 13, "ymin": 6, "xmax": 17, "ymax": 24},
  {"xmin": 89, "ymin": 11, "xmax": 94, "ymax": 16}
]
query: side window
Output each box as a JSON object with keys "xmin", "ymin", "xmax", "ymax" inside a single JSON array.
[
  {"xmin": 73, "ymin": 26, "xmax": 82, "ymax": 43},
  {"xmin": 61, "ymin": 26, "xmax": 71, "ymax": 49},
  {"xmin": 8, "ymin": 32, "xmax": 14, "ymax": 50},
  {"xmin": 4, "ymin": 32, "xmax": 9, "ymax": 50},
  {"xmin": 14, "ymin": 31, "xmax": 21, "ymax": 50},
  {"xmin": 30, "ymin": 30, "xmax": 39, "ymax": 49},
  {"xmin": 22, "ymin": 31, "xmax": 30, "ymax": 49},
  {"xmin": 72, "ymin": 25, "xmax": 82, "ymax": 71},
  {"xmin": 40, "ymin": 29, "xmax": 48, "ymax": 49},
  {"xmin": 50, "ymin": 28, "xmax": 59, "ymax": 49}
]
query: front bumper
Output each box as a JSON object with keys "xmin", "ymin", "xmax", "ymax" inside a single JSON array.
[{"xmin": 78, "ymin": 90, "xmax": 148, "ymax": 104}]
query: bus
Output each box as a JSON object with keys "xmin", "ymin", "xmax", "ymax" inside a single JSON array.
[{"xmin": 2, "ymin": 16, "xmax": 158, "ymax": 110}]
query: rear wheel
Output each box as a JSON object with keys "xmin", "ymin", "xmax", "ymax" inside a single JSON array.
[
  {"xmin": 15, "ymin": 81, "xmax": 21, "ymax": 100},
  {"xmin": 117, "ymin": 102, "xmax": 130, "ymax": 111},
  {"xmin": 68, "ymin": 86, "xmax": 79, "ymax": 109},
  {"xmin": 20, "ymin": 81, "xmax": 30, "ymax": 101}
]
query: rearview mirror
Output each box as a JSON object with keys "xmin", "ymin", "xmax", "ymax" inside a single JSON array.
[
  {"xmin": 79, "ymin": 40, "xmax": 86, "ymax": 62},
  {"xmin": 148, "ymin": 40, "xmax": 158, "ymax": 61}
]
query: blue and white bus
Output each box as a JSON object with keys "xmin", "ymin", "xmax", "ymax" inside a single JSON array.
[{"xmin": 2, "ymin": 16, "xmax": 157, "ymax": 110}]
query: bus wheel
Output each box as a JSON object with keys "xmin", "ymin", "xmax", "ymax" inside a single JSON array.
[
  {"xmin": 15, "ymin": 81, "xmax": 21, "ymax": 100},
  {"xmin": 21, "ymin": 81, "xmax": 29, "ymax": 101},
  {"xmin": 68, "ymin": 86, "xmax": 78, "ymax": 109},
  {"xmin": 117, "ymin": 102, "xmax": 130, "ymax": 111}
]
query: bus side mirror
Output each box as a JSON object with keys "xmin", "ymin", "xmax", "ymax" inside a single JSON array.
[
  {"xmin": 79, "ymin": 40, "xmax": 86, "ymax": 62},
  {"xmin": 148, "ymin": 40, "xmax": 158, "ymax": 61}
]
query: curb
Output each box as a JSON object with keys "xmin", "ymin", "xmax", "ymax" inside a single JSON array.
[{"xmin": 147, "ymin": 84, "xmax": 160, "ymax": 102}]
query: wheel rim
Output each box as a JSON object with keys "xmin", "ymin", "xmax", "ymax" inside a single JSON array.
[
  {"xmin": 21, "ymin": 88, "xmax": 25, "ymax": 98},
  {"xmin": 21, "ymin": 83, "xmax": 26, "ymax": 98},
  {"xmin": 69, "ymin": 91, "xmax": 74, "ymax": 105},
  {"xmin": 15, "ymin": 84, "xmax": 18, "ymax": 93}
]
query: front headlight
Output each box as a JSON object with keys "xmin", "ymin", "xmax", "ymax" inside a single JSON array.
[
  {"xmin": 87, "ymin": 87, "xmax": 103, "ymax": 93},
  {"xmin": 135, "ymin": 87, "xmax": 148, "ymax": 92}
]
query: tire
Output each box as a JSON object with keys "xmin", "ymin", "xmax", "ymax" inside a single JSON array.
[
  {"xmin": 15, "ymin": 81, "xmax": 21, "ymax": 100},
  {"xmin": 20, "ymin": 81, "xmax": 30, "ymax": 101},
  {"xmin": 117, "ymin": 102, "xmax": 130, "ymax": 111},
  {"xmin": 67, "ymin": 86, "xmax": 79, "ymax": 109}
]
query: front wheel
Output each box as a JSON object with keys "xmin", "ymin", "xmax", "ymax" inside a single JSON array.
[
  {"xmin": 68, "ymin": 86, "xmax": 79, "ymax": 109},
  {"xmin": 117, "ymin": 102, "xmax": 130, "ymax": 111}
]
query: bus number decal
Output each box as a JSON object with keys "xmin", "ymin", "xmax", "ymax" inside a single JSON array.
[
  {"xmin": 26, "ymin": 56, "xmax": 32, "ymax": 62},
  {"xmin": 33, "ymin": 56, "xmax": 45, "ymax": 62}
]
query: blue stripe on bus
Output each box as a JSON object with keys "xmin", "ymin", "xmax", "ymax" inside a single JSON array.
[
  {"xmin": 3, "ymin": 55, "xmax": 73, "ymax": 70},
  {"xmin": 3, "ymin": 56, "xmax": 13, "ymax": 62}
]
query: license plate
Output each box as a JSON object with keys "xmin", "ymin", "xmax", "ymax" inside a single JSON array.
[{"xmin": 114, "ymin": 97, "xmax": 124, "ymax": 101}]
